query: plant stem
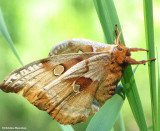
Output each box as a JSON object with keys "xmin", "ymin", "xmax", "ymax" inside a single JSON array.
[{"xmin": 143, "ymin": 0, "xmax": 157, "ymax": 130}]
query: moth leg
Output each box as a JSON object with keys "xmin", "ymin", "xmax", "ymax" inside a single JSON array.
[
  {"xmin": 95, "ymin": 85, "xmax": 117, "ymax": 106},
  {"xmin": 125, "ymin": 56, "xmax": 156, "ymax": 65}
]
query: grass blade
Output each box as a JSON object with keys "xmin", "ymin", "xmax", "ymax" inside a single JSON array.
[
  {"xmin": 93, "ymin": 0, "xmax": 124, "ymax": 44},
  {"xmin": 0, "ymin": 8, "xmax": 23, "ymax": 65},
  {"xmin": 114, "ymin": 112, "xmax": 125, "ymax": 131},
  {"xmin": 86, "ymin": 94, "xmax": 124, "ymax": 131},
  {"xmin": 59, "ymin": 124, "xmax": 74, "ymax": 131},
  {"xmin": 143, "ymin": 0, "xmax": 157, "ymax": 130},
  {"xmin": 93, "ymin": 0, "xmax": 113, "ymax": 43},
  {"xmin": 93, "ymin": 0, "xmax": 148, "ymax": 130},
  {"xmin": 157, "ymin": 51, "xmax": 160, "ymax": 131}
]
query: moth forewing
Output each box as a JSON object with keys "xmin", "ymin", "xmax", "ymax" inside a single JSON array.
[
  {"xmin": 0, "ymin": 61, "xmax": 44, "ymax": 93},
  {"xmin": 0, "ymin": 52, "xmax": 101, "ymax": 93}
]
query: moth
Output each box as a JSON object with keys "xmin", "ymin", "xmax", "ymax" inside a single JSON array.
[{"xmin": 0, "ymin": 26, "xmax": 155, "ymax": 125}]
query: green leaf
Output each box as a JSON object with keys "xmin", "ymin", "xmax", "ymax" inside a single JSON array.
[
  {"xmin": 93, "ymin": 0, "xmax": 148, "ymax": 130},
  {"xmin": 143, "ymin": 0, "xmax": 157, "ymax": 130},
  {"xmin": 59, "ymin": 124, "xmax": 74, "ymax": 131},
  {"xmin": 93, "ymin": 0, "xmax": 124, "ymax": 44},
  {"xmin": 157, "ymin": 51, "xmax": 160, "ymax": 131},
  {"xmin": 114, "ymin": 112, "xmax": 125, "ymax": 131},
  {"xmin": 0, "ymin": 8, "xmax": 23, "ymax": 66},
  {"xmin": 148, "ymin": 125, "xmax": 153, "ymax": 130},
  {"xmin": 86, "ymin": 94, "xmax": 124, "ymax": 131}
]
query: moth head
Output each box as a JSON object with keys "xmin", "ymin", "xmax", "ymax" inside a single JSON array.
[
  {"xmin": 113, "ymin": 44, "xmax": 130, "ymax": 64},
  {"xmin": 112, "ymin": 25, "xmax": 156, "ymax": 65},
  {"xmin": 113, "ymin": 44, "xmax": 155, "ymax": 65}
]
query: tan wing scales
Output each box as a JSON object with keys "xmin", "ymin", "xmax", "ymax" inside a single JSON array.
[
  {"xmin": 0, "ymin": 52, "xmax": 110, "ymax": 125},
  {"xmin": 0, "ymin": 53, "xmax": 96, "ymax": 93},
  {"xmin": 49, "ymin": 38, "xmax": 112, "ymax": 56}
]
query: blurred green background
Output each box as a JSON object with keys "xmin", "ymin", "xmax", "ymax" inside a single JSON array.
[{"xmin": 0, "ymin": 0, "xmax": 159, "ymax": 131}]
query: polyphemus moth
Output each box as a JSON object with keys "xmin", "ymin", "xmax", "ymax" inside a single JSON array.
[{"xmin": 0, "ymin": 26, "xmax": 155, "ymax": 125}]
